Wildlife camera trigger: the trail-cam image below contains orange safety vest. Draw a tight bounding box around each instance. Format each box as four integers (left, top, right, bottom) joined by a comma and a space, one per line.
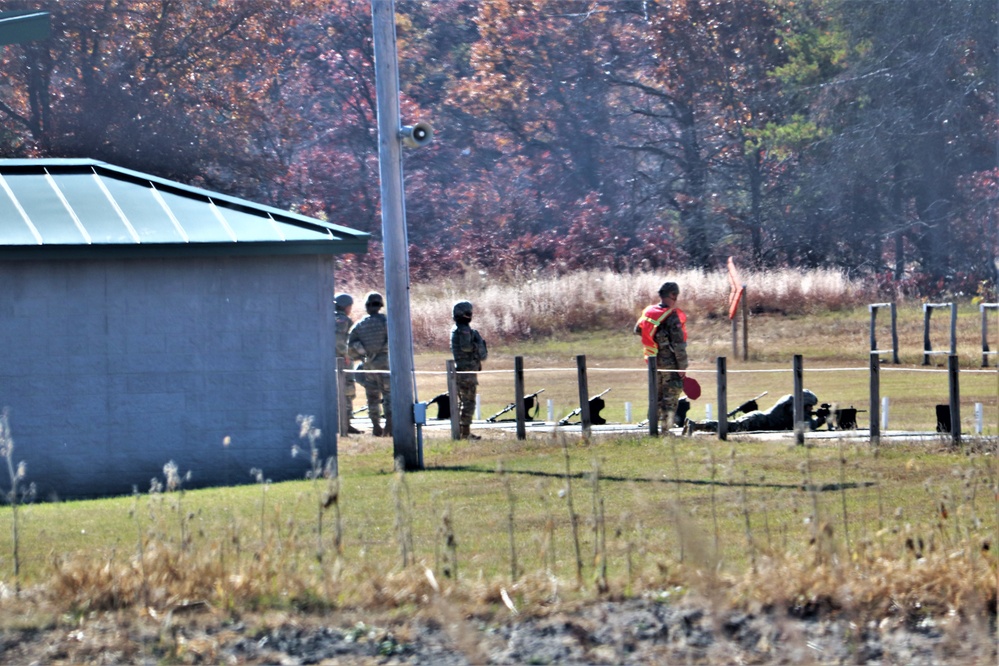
636, 305, 687, 359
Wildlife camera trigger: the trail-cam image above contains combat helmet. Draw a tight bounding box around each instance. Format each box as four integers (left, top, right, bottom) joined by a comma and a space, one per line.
364, 291, 384, 310
452, 300, 473, 319
334, 293, 353, 308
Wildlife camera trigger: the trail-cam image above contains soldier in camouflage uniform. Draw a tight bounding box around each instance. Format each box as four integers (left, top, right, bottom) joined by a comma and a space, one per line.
635, 281, 688, 433
450, 300, 488, 440
348, 292, 391, 437
334, 293, 361, 434
685, 390, 829, 433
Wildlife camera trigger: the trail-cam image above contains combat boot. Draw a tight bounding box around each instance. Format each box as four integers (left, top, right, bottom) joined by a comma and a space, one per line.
382, 415, 392, 437
346, 400, 361, 434
370, 417, 382, 437
459, 425, 481, 440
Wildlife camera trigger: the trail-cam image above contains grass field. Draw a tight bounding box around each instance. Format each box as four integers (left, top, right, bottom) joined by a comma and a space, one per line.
0, 298, 996, 633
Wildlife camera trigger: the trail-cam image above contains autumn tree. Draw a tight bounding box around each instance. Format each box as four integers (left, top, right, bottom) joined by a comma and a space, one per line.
608, 0, 788, 269
770, 0, 998, 288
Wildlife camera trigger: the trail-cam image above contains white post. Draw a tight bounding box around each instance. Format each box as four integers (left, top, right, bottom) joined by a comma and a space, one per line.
705, 403, 712, 420
975, 402, 983, 434
624, 401, 632, 423
881, 396, 890, 430
547, 399, 554, 423
475, 393, 481, 421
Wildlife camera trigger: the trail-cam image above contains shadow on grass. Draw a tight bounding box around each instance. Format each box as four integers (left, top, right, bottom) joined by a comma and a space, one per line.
428, 464, 877, 493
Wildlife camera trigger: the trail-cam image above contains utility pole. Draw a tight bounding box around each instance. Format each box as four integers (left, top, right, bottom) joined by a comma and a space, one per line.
370, 0, 425, 470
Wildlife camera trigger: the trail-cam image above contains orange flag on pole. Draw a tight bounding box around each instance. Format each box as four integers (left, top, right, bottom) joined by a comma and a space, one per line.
727, 257, 745, 320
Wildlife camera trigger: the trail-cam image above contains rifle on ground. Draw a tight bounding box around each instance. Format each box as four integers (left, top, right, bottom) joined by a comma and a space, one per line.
727, 391, 768, 418
486, 388, 545, 423
352, 405, 368, 416
558, 388, 611, 426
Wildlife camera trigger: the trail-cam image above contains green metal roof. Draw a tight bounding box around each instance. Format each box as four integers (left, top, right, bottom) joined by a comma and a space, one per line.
0, 11, 49, 46
0, 158, 369, 259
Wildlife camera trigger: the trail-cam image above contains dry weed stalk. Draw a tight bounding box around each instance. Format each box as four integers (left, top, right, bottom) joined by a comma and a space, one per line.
439, 504, 458, 580
560, 436, 584, 584
498, 461, 518, 581
392, 458, 415, 569
740, 470, 756, 573
703, 441, 721, 558
590, 458, 608, 592
838, 439, 851, 552
293, 414, 341, 562
0, 408, 33, 597
668, 430, 685, 562
537, 479, 557, 575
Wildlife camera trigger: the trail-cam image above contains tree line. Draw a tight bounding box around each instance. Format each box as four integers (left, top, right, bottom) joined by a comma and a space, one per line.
0, 0, 995, 296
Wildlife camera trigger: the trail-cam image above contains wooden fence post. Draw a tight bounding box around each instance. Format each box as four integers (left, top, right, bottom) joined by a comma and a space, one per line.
717, 356, 727, 441
869, 352, 880, 445
948, 353, 961, 447
576, 355, 592, 438
793, 354, 804, 445
514, 356, 526, 440
446, 360, 460, 440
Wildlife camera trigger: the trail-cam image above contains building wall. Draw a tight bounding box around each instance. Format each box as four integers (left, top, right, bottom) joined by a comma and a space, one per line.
0, 254, 338, 499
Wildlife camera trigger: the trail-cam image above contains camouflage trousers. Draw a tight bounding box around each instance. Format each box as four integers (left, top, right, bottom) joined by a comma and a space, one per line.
456, 375, 477, 427
656, 370, 684, 431
364, 372, 391, 420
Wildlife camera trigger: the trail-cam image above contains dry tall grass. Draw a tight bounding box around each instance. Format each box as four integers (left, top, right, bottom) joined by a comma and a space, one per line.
341, 267, 878, 349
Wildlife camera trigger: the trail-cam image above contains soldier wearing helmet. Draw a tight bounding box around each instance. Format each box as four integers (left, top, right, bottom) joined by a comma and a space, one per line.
334, 293, 361, 434
684, 390, 828, 434
348, 291, 391, 436
450, 300, 488, 440
634, 281, 688, 434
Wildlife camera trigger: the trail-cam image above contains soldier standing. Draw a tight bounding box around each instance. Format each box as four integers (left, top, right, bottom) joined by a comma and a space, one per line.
348, 292, 391, 437
334, 293, 361, 434
450, 300, 488, 440
635, 281, 688, 433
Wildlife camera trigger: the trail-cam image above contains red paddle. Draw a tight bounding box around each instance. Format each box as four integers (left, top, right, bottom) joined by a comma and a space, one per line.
682, 375, 701, 400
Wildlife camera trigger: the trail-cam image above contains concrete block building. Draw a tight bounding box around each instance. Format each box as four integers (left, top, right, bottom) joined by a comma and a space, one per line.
0, 158, 368, 498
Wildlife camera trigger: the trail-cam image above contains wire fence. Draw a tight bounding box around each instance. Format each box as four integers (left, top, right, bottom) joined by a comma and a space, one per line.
339, 355, 999, 442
